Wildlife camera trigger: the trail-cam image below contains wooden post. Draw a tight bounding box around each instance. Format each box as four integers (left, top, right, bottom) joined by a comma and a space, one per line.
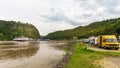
80, 42, 82, 46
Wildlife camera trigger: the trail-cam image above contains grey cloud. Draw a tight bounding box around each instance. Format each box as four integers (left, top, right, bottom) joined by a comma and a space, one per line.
40, 14, 64, 22
74, 0, 87, 2
74, 0, 97, 9
77, 13, 93, 19
74, 0, 120, 20
96, 0, 120, 14
40, 11, 81, 26
96, 0, 119, 7
107, 9, 120, 14
76, 0, 120, 13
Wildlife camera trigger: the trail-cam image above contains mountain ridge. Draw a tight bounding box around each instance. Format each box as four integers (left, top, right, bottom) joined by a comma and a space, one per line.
0, 20, 40, 40
45, 18, 120, 40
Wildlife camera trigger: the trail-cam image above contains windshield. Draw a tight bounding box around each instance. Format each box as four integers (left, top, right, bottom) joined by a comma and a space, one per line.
104, 38, 117, 42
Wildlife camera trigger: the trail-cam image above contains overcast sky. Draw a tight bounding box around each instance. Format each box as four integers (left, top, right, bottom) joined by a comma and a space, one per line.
0, 0, 120, 35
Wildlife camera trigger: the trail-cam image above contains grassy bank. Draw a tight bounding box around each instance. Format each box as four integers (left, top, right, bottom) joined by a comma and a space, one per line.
64, 43, 120, 68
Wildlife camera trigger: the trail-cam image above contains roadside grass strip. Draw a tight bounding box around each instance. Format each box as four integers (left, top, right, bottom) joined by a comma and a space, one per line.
64, 43, 120, 68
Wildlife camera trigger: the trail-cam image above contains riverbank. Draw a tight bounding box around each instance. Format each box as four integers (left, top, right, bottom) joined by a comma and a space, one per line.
59, 43, 120, 68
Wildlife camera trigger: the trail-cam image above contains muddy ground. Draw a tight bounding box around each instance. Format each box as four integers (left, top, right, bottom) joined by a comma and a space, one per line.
87, 44, 120, 68
95, 57, 120, 68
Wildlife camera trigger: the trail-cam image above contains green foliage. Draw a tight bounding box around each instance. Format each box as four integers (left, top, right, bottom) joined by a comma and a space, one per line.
0, 33, 5, 40
64, 44, 100, 68
0, 20, 40, 40
46, 18, 120, 40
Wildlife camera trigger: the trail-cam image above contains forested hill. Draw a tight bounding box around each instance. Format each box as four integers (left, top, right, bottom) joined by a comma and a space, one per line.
0, 20, 40, 40
45, 18, 120, 40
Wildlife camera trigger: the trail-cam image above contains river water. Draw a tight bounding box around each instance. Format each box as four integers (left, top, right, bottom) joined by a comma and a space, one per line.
0, 41, 66, 68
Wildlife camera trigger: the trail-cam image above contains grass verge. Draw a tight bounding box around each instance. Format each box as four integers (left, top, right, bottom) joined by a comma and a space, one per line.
64, 43, 120, 68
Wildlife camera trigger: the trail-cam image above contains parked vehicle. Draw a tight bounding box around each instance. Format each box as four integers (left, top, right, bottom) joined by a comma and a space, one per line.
84, 39, 90, 43
97, 35, 119, 50
93, 37, 97, 45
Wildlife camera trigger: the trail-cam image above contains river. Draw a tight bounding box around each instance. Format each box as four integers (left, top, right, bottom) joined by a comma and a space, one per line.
0, 41, 67, 68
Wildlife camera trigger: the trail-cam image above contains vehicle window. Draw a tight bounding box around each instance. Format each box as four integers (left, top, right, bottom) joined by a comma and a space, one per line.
105, 39, 117, 42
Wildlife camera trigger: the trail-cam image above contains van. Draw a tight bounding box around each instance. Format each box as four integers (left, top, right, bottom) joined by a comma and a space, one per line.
97, 35, 119, 50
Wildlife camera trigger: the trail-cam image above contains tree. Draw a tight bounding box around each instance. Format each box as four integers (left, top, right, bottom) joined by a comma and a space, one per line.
45, 17, 120, 40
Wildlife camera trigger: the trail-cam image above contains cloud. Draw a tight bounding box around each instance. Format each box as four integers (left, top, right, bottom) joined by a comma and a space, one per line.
74, 0, 120, 21
40, 13, 64, 22
0, 0, 120, 35
95, 0, 120, 14
39, 10, 81, 26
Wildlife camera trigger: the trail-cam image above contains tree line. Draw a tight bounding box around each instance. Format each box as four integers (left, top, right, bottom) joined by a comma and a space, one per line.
0, 20, 40, 40
45, 18, 120, 40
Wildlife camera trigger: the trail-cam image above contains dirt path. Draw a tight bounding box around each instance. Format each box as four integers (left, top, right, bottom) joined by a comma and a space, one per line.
95, 57, 120, 68
86, 45, 120, 52
86, 44, 120, 68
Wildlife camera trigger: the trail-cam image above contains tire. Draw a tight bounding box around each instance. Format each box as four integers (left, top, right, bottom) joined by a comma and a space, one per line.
103, 46, 106, 49
115, 48, 119, 50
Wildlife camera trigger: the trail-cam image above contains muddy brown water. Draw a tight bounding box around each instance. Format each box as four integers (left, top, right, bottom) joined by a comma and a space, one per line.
0, 41, 66, 68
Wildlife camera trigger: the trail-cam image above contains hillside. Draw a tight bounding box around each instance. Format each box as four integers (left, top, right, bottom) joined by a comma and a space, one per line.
0, 20, 40, 40
45, 18, 120, 40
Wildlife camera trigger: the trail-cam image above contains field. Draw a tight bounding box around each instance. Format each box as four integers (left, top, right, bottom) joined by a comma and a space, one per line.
64, 43, 120, 68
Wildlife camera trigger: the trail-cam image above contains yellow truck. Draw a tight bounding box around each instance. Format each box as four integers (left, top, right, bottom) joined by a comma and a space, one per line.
97, 35, 119, 50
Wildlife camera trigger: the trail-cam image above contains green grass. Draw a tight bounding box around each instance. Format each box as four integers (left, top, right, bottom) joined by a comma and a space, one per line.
64, 43, 120, 68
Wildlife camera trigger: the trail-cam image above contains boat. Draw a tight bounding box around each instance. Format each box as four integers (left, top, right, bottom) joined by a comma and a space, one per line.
13, 37, 29, 41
